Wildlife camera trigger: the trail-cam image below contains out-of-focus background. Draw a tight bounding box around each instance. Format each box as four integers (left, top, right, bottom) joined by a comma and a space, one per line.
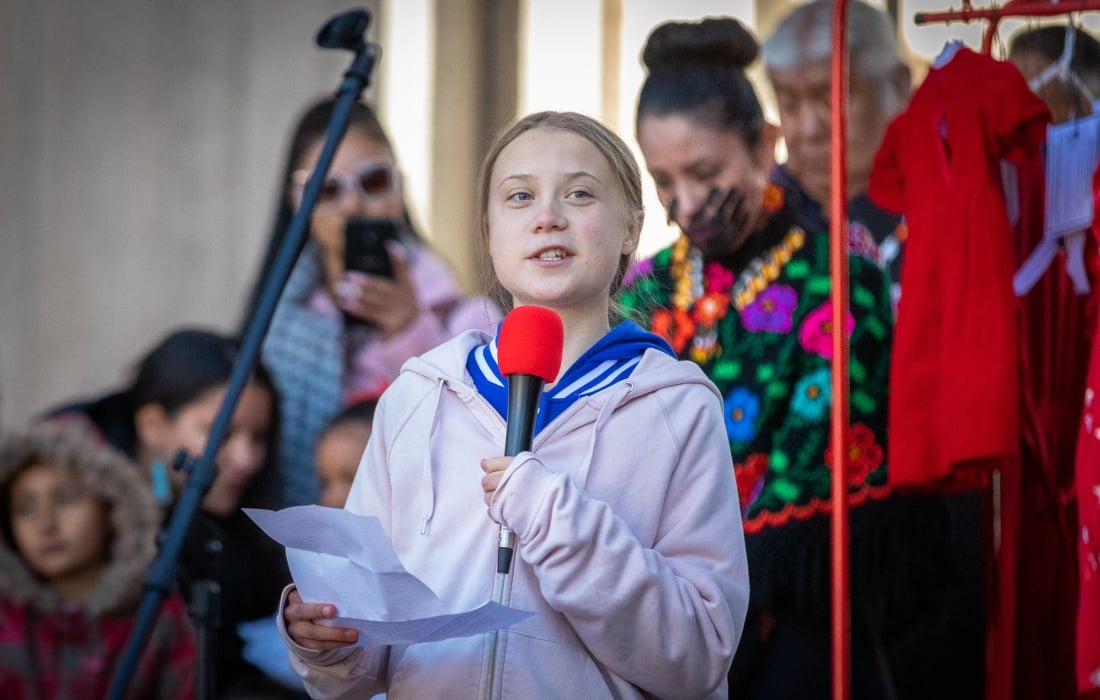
1, 0, 1096, 429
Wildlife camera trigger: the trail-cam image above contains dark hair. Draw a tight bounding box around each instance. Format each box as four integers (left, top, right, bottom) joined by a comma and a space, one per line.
240, 97, 421, 327
636, 17, 765, 147
1009, 25, 1100, 98
122, 329, 270, 416
123, 328, 282, 509
51, 328, 277, 457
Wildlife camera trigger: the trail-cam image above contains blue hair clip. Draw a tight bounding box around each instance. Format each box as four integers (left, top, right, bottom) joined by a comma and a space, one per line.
150, 459, 172, 506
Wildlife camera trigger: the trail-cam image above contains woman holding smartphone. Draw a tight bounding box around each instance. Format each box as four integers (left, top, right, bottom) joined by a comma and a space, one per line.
247, 97, 502, 507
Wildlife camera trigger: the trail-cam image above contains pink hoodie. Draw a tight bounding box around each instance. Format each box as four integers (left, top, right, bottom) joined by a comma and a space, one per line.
279, 329, 749, 699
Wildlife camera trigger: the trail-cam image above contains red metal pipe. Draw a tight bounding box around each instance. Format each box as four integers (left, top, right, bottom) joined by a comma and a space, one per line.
829, 1, 851, 699
914, 0, 1100, 54
914, 0, 1100, 24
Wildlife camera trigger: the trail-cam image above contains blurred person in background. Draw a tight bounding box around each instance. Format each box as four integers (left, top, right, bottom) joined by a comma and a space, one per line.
244, 97, 501, 509
623, 15, 965, 699
48, 328, 301, 699
0, 421, 194, 699
763, 0, 912, 302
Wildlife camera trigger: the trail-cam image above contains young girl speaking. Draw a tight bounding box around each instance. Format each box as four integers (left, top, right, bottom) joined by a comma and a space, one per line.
280, 111, 749, 699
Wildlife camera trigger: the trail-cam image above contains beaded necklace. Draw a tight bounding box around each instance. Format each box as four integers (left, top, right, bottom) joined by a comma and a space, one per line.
655, 183, 805, 363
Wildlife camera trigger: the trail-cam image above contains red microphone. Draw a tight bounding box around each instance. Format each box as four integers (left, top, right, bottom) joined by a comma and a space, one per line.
498, 306, 564, 456
494, 306, 564, 574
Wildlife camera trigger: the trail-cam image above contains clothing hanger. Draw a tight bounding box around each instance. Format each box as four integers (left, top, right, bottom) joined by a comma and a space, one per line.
933, 39, 967, 67
915, 0, 1100, 54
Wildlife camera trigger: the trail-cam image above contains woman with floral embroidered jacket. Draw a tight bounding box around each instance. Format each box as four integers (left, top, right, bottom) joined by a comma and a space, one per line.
621, 17, 958, 700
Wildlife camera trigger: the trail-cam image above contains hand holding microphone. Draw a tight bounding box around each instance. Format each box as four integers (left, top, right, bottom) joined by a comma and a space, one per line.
488, 305, 564, 576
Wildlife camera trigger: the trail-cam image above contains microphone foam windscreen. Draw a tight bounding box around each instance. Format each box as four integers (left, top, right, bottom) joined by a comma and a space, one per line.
498, 306, 564, 382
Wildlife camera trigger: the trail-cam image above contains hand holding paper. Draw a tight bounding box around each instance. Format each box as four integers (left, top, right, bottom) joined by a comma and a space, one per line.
244, 505, 532, 647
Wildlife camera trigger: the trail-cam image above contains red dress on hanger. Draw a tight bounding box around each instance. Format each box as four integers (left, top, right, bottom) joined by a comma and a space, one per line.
1008, 137, 1092, 700
869, 47, 1050, 490
870, 47, 1060, 700
1075, 164, 1100, 698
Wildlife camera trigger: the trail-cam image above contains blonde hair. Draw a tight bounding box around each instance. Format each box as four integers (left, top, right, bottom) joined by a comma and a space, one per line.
476, 111, 643, 312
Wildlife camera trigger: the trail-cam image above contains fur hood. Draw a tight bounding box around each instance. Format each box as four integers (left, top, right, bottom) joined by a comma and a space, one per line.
0, 420, 159, 616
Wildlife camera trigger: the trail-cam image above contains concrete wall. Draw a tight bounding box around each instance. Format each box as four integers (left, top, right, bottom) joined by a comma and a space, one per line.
0, 0, 378, 427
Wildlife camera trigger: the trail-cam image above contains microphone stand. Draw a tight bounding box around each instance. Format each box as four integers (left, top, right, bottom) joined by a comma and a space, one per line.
106, 10, 380, 700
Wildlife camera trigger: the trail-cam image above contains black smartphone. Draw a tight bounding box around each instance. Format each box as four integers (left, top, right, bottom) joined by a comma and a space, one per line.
344, 217, 398, 278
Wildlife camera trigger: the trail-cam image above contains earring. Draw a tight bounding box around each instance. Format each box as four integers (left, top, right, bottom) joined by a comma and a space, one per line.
150, 459, 172, 506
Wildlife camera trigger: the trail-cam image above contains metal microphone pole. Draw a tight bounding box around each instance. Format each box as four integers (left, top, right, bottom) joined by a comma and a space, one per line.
106, 9, 380, 699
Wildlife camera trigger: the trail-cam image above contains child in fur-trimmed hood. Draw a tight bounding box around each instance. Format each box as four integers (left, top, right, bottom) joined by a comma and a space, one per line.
0, 421, 194, 699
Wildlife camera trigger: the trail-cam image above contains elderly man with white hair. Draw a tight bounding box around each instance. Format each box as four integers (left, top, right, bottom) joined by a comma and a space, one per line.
763, 0, 910, 302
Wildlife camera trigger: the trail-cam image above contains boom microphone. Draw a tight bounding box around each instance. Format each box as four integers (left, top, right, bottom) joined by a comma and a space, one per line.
495, 305, 564, 574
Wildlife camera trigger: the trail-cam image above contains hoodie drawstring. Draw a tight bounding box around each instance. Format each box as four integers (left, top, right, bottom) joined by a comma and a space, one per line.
419, 377, 449, 535
575, 381, 634, 488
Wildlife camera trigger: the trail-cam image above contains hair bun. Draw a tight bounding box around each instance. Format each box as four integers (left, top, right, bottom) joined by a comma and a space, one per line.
642, 17, 759, 72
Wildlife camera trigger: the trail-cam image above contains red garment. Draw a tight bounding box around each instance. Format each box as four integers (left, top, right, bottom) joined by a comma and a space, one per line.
1076, 163, 1100, 697
869, 48, 1051, 491
0, 594, 194, 699
1001, 146, 1091, 700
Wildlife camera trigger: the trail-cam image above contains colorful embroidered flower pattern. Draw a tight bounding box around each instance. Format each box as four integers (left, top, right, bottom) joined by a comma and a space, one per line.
791, 368, 832, 421
704, 262, 734, 295
693, 292, 730, 326
619, 209, 893, 531
741, 284, 797, 333
895, 220, 909, 243
824, 423, 883, 486
723, 387, 760, 443
621, 258, 653, 288
799, 301, 855, 359
762, 182, 784, 214
651, 308, 695, 355
848, 222, 880, 263
735, 453, 769, 510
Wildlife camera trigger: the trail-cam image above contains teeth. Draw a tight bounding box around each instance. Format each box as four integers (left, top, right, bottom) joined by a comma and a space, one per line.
537, 248, 566, 261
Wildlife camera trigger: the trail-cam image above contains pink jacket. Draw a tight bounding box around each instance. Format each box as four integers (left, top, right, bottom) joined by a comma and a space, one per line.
280, 329, 749, 699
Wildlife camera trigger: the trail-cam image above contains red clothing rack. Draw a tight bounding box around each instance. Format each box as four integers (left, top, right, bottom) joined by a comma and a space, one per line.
914, 0, 1100, 54
828, 4, 851, 700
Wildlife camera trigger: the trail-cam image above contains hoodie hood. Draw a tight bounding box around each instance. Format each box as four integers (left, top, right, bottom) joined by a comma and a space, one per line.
396, 327, 718, 535
467, 320, 676, 432
406, 325, 718, 427
0, 421, 159, 616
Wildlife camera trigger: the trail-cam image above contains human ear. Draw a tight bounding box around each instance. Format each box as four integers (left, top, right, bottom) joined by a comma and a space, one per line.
891, 63, 913, 103
622, 209, 643, 256
134, 403, 170, 459
757, 122, 781, 172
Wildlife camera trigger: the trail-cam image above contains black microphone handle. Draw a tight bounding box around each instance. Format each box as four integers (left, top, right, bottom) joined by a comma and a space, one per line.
497, 372, 543, 576
504, 373, 544, 456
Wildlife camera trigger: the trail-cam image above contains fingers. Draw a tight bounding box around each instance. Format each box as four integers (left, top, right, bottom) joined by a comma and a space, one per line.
338, 270, 419, 333
684, 186, 749, 243
386, 242, 413, 290
284, 595, 359, 651
481, 457, 511, 509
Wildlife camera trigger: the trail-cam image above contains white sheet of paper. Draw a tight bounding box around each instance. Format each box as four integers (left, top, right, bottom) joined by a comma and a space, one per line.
329, 602, 532, 646
244, 505, 532, 647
